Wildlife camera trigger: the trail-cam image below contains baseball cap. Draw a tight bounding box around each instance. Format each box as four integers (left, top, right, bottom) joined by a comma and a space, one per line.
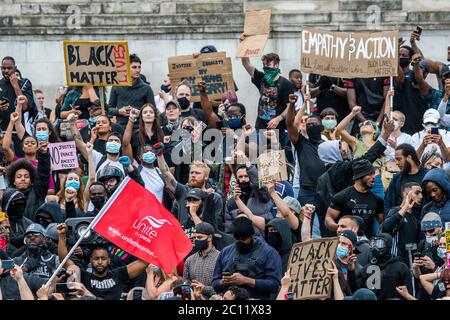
24, 223, 46, 237
200, 45, 217, 54
423, 108, 440, 124
344, 288, 377, 300
186, 188, 206, 200
166, 100, 180, 109
338, 230, 360, 253
193, 222, 215, 236
441, 64, 450, 78
283, 196, 301, 214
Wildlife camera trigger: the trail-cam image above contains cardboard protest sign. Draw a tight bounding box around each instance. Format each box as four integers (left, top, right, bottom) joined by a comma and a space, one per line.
236, 9, 272, 58
257, 150, 288, 188
445, 222, 450, 252
168, 52, 235, 102
301, 28, 399, 78
63, 41, 131, 86
287, 237, 339, 300
49, 141, 78, 171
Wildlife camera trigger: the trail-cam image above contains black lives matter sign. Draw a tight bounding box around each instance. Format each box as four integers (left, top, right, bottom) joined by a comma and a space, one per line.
64, 41, 131, 86
287, 237, 339, 300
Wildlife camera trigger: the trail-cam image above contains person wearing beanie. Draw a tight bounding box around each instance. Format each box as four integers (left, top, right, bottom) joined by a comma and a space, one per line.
212, 216, 282, 300
325, 159, 384, 238
421, 168, 450, 225
357, 233, 412, 300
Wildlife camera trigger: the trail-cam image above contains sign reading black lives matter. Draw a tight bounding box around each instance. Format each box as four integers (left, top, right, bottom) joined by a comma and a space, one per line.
301, 28, 399, 78
168, 52, 235, 102
287, 237, 339, 300
63, 41, 132, 86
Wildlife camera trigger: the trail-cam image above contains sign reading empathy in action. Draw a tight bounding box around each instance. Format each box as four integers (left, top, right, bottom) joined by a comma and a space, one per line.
301, 28, 399, 78
236, 9, 272, 58
63, 41, 132, 86
287, 237, 339, 300
257, 150, 288, 188
49, 141, 78, 171
168, 52, 235, 102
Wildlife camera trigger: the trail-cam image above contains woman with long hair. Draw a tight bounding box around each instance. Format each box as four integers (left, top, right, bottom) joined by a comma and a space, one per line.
56, 171, 85, 211
145, 264, 179, 300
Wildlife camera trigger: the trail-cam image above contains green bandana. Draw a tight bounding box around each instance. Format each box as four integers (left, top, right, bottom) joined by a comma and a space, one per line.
263, 67, 280, 87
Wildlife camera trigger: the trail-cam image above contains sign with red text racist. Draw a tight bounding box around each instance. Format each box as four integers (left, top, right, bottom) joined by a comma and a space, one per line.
92, 178, 192, 274
168, 52, 235, 102
287, 237, 339, 300
48, 141, 78, 171
236, 9, 271, 58
301, 28, 399, 78
63, 41, 132, 86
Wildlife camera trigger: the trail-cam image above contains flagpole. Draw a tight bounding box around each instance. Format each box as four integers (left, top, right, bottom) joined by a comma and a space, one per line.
306, 83, 310, 115
45, 177, 131, 287
390, 76, 394, 119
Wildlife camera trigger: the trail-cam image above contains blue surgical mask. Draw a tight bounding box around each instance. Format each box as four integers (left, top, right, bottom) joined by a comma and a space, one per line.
322, 119, 337, 130
437, 247, 447, 259
228, 117, 243, 129
142, 151, 156, 164
336, 245, 349, 259
65, 180, 80, 191
35, 130, 49, 141
89, 116, 99, 125
106, 141, 121, 154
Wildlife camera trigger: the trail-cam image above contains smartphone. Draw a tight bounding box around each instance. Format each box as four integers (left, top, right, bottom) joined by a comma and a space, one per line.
413, 252, 423, 260
55, 282, 77, 294
222, 271, 231, 277
181, 284, 191, 300
416, 26, 423, 35
431, 127, 439, 135
132, 288, 143, 300
0, 259, 14, 269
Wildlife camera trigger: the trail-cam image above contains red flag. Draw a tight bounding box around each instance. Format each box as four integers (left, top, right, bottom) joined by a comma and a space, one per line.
92, 178, 192, 274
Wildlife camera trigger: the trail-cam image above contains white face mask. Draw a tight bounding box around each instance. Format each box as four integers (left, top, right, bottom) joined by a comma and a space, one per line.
426, 235, 438, 245
394, 120, 400, 130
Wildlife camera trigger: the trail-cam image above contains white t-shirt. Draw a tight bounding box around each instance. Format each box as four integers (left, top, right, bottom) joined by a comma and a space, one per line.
384, 132, 414, 162
154, 94, 173, 115
140, 167, 164, 203
92, 150, 125, 181
411, 129, 450, 157
294, 90, 304, 111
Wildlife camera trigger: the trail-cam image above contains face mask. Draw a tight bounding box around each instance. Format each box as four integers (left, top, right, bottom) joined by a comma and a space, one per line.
437, 247, 447, 259
65, 180, 80, 191
89, 116, 99, 125
306, 124, 323, 142
161, 84, 171, 93
394, 120, 400, 130
322, 119, 337, 130
0, 236, 7, 251
426, 235, 438, 245
142, 151, 156, 164
35, 131, 49, 142
193, 239, 209, 253
228, 117, 243, 129
238, 182, 252, 194
266, 232, 282, 251
400, 57, 411, 68
236, 239, 253, 253
178, 97, 190, 110
106, 141, 121, 154
91, 196, 105, 210
263, 67, 281, 87
336, 245, 349, 259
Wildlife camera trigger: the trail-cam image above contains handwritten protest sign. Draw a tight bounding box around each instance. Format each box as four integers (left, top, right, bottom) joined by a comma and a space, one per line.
49, 141, 78, 171
168, 52, 235, 102
301, 28, 399, 78
287, 237, 339, 300
63, 41, 131, 86
236, 9, 272, 58
257, 150, 288, 188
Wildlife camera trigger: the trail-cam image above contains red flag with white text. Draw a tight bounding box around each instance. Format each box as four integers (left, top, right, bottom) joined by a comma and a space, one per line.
92, 178, 192, 273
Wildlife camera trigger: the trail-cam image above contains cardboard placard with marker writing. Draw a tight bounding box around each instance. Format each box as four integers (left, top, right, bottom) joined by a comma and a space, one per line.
257, 150, 288, 188
236, 9, 272, 58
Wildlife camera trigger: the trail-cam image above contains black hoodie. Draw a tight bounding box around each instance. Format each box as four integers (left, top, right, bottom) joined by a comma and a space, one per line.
34, 202, 65, 226
266, 218, 293, 273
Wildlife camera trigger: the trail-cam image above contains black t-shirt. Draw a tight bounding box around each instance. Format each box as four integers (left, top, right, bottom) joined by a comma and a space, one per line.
252, 69, 294, 130
81, 266, 129, 300
293, 134, 325, 189
330, 186, 384, 237
309, 74, 350, 122
344, 77, 389, 121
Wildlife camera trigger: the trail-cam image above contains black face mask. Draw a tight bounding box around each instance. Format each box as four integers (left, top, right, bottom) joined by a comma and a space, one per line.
161, 84, 171, 93
306, 124, 323, 142
266, 232, 282, 251
91, 196, 106, 210
192, 239, 209, 253
238, 182, 252, 194
400, 57, 411, 69
27, 244, 45, 259
178, 97, 190, 110
236, 239, 253, 253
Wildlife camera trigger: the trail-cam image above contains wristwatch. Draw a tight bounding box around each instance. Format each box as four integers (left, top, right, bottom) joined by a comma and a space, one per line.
329, 84, 336, 92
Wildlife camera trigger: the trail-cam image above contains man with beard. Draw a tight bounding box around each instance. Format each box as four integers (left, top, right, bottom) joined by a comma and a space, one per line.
325, 159, 384, 238
183, 222, 220, 299
56, 223, 149, 300
13, 223, 59, 279
384, 144, 427, 214
212, 216, 282, 300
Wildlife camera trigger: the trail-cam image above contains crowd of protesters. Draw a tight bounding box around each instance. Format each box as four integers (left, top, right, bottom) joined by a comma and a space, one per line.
0, 30, 450, 301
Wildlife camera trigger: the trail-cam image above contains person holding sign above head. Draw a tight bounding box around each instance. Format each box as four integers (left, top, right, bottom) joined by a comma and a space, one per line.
60, 85, 103, 121
108, 54, 156, 129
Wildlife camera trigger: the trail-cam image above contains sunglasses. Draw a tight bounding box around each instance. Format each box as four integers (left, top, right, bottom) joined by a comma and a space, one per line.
359, 120, 374, 128
424, 228, 436, 234
25, 233, 42, 238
